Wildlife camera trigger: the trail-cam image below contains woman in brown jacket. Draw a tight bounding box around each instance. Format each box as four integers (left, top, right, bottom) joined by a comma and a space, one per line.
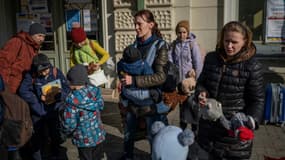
119, 9, 169, 160
0, 23, 46, 93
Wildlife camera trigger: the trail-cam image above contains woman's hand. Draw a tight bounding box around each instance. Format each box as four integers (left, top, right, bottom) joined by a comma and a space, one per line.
198, 91, 207, 107
87, 62, 100, 74
121, 74, 132, 86
93, 63, 100, 71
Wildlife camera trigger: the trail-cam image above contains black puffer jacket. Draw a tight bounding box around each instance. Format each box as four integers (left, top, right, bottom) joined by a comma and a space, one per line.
196, 44, 264, 159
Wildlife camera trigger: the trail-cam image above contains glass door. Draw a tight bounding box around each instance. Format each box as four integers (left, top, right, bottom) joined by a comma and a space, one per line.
16, 0, 101, 73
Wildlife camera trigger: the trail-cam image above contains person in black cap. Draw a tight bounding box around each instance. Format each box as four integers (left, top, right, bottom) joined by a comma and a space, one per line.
117, 45, 169, 116
62, 64, 106, 160
18, 53, 70, 160
0, 22, 46, 93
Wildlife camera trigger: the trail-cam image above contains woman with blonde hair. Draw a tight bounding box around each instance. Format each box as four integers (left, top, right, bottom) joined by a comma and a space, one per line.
194, 21, 264, 159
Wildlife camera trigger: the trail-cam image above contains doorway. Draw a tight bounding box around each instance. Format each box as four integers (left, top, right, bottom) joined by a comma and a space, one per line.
15, 0, 102, 73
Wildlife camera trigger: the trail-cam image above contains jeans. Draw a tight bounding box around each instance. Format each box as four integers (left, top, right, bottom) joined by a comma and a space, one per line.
122, 111, 168, 159
122, 88, 153, 107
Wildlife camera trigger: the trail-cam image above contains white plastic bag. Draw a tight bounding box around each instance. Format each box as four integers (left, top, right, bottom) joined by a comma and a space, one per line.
88, 69, 108, 86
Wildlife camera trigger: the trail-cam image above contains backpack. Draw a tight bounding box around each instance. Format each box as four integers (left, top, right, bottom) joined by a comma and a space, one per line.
0, 90, 33, 147
144, 39, 179, 93
172, 40, 206, 63
189, 41, 206, 62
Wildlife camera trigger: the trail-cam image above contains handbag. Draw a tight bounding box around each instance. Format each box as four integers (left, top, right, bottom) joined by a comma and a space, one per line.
88, 68, 108, 86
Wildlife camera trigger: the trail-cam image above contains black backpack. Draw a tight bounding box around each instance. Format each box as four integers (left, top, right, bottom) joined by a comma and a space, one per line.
161, 60, 179, 92
146, 39, 179, 92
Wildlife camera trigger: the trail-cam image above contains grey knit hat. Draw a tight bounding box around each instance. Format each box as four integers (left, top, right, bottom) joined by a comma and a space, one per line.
32, 53, 51, 72
67, 64, 90, 86
29, 23, 46, 35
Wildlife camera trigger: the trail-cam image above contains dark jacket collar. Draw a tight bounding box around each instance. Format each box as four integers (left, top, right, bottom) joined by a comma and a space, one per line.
218, 43, 256, 64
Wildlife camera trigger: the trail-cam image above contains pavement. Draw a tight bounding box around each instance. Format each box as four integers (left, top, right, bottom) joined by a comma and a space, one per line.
61, 89, 285, 160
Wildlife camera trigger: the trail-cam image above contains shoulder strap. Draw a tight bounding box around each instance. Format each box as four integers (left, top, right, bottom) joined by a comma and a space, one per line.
70, 45, 75, 67
89, 40, 97, 56
189, 41, 195, 64
53, 67, 57, 79
171, 40, 176, 60
145, 39, 165, 66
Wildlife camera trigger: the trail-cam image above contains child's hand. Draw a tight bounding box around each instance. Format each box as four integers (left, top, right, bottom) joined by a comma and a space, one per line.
198, 92, 207, 107
41, 94, 46, 102
121, 74, 132, 86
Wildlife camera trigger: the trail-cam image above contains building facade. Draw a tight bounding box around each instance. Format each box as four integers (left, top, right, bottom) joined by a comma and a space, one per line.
0, 0, 284, 88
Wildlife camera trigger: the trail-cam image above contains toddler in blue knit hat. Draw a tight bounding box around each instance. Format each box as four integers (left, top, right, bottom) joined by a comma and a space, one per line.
151, 121, 195, 160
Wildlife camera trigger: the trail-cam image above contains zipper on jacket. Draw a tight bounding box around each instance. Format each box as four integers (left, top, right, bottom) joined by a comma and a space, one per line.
217, 64, 226, 97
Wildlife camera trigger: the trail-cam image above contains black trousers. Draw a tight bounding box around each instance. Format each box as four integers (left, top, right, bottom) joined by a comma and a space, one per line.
77, 142, 104, 160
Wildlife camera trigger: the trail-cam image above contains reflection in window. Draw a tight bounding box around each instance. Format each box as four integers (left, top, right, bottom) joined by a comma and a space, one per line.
239, 0, 265, 41
64, 0, 101, 51
41, 33, 54, 50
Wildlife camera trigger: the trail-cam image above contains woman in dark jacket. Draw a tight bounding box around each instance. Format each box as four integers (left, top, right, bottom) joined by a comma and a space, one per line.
195, 21, 264, 159
19, 53, 70, 160
119, 9, 169, 160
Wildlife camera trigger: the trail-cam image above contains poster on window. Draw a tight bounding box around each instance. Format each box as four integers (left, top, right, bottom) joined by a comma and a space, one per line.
83, 9, 91, 31
65, 9, 81, 32
265, 0, 285, 43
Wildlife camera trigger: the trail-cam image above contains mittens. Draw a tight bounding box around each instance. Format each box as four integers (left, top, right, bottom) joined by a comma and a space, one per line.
236, 126, 254, 141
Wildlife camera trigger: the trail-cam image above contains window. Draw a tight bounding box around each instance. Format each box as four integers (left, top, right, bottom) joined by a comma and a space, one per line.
64, 0, 101, 50
239, 0, 265, 42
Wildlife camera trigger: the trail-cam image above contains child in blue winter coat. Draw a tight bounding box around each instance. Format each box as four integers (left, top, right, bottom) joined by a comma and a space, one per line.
62, 64, 105, 160
117, 45, 170, 116
18, 53, 70, 160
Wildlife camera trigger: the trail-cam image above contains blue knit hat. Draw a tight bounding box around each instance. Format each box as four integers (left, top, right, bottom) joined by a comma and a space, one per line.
151, 121, 195, 160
